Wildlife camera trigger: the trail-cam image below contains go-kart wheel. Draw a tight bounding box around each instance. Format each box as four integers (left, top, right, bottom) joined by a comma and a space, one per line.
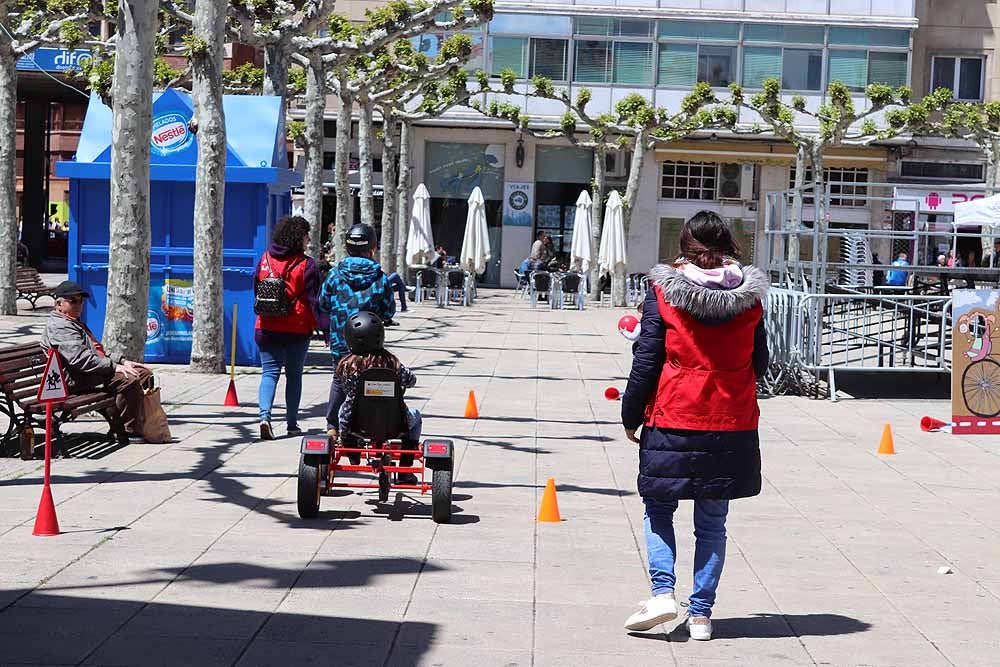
378, 469, 390, 502
297, 454, 326, 519
431, 467, 453, 524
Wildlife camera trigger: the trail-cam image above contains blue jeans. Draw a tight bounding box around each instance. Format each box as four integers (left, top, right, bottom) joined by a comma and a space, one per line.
326, 372, 344, 431
258, 338, 310, 427
644, 498, 730, 618
387, 272, 407, 310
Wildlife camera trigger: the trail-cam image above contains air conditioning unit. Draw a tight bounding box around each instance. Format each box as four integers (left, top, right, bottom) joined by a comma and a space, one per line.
718, 163, 754, 201
606, 151, 629, 179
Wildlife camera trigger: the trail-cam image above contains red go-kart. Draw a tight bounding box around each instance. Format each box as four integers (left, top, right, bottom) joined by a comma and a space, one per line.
296, 367, 455, 523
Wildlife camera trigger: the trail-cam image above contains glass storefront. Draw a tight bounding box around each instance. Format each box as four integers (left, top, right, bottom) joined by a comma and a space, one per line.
535, 146, 593, 263
424, 142, 506, 285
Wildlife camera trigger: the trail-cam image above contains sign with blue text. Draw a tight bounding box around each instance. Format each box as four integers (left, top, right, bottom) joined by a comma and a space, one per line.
502, 182, 534, 227
17, 48, 91, 73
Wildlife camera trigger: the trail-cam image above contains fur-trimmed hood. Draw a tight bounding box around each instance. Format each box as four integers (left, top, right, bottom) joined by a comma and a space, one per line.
648, 263, 769, 322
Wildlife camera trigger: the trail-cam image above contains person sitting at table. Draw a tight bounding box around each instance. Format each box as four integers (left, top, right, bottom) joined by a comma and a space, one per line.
41, 281, 152, 439
885, 251, 910, 288
431, 245, 448, 270
529, 231, 552, 271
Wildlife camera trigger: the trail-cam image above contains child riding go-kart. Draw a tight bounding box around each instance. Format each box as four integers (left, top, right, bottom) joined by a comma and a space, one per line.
296, 312, 455, 522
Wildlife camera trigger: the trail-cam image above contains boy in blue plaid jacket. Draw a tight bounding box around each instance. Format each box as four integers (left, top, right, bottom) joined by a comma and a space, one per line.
320, 224, 395, 436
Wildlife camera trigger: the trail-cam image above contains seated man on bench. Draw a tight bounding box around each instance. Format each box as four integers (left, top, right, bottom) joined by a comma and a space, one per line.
41, 281, 152, 439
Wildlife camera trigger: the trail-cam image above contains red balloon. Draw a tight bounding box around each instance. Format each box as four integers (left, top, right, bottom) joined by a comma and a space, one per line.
618, 315, 640, 341
604, 387, 621, 400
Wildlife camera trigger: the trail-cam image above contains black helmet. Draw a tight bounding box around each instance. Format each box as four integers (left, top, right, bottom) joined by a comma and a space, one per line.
345, 311, 385, 355
346, 223, 376, 256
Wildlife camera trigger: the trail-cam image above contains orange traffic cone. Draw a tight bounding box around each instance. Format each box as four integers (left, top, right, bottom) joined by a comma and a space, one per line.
464, 390, 479, 419
32, 485, 60, 537
537, 478, 562, 522
878, 424, 895, 455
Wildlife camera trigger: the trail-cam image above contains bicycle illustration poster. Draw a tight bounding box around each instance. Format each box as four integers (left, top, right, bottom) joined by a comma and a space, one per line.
951, 289, 1000, 434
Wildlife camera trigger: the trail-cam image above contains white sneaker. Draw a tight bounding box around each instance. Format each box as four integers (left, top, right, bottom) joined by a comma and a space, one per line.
686, 614, 712, 641
624, 593, 677, 631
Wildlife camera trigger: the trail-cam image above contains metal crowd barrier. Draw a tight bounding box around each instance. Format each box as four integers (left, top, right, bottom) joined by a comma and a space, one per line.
762, 289, 953, 399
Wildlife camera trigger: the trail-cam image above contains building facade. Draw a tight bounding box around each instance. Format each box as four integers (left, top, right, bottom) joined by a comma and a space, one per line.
300, 1, 936, 286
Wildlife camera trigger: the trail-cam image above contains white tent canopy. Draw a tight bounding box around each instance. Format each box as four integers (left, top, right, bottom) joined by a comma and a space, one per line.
405, 183, 435, 268
954, 193, 1000, 229
460, 186, 492, 275
569, 190, 593, 274
598, 190, 627, 277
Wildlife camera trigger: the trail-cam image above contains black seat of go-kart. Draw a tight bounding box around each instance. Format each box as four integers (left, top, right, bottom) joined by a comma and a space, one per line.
348, 367, 407, 444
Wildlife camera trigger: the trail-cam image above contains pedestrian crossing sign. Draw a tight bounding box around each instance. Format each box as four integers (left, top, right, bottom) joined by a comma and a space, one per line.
36, 349, 69, 403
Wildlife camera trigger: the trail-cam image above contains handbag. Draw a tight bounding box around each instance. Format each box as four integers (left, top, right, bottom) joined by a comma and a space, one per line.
141, 379, 172, 443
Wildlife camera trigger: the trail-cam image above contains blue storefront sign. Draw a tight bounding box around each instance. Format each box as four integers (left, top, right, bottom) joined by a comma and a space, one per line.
16, 47, 91, 73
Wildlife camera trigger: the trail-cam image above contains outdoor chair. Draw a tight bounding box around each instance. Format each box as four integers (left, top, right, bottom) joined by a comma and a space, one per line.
627, 273, 649, 306
415, 269, 439, 304
444, 269, 472, 306
558, 272, 586, 310
529, 271, 554, 308
514, 269, 529, 300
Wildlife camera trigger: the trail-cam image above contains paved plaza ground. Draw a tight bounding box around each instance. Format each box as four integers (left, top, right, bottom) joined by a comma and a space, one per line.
1, 289, 999, 666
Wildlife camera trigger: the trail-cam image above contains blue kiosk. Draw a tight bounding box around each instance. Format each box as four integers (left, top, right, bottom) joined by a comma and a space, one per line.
56, 88, 301, 366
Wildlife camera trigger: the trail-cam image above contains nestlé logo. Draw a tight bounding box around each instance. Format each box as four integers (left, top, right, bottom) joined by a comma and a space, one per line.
151, 112, 193, 155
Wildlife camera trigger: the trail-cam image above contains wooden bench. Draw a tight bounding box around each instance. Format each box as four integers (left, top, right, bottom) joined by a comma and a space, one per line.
15, 267, 56, 309
0, 343, 127, 459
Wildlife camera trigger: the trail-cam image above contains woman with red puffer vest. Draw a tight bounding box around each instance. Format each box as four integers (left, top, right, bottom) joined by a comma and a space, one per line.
254, 215, 321, 441
621, 211, 769, 641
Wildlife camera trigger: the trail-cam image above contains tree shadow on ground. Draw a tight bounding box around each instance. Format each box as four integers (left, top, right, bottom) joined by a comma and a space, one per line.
423, 413, 618, 426
31, 557, 443, 595
453, 480, 633, 497
630, 613, 872, 643
0, 588, 436, 665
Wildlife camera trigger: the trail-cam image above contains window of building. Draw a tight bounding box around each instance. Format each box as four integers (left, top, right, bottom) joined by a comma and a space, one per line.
899, 161, 984, 181
575, 40, 610, 83
574, 40, 653, 84
414, 31, 484, 71
828, 50, 907, 91
491, 36, 527, 76
576, 17, 653, 38
743, 23, 824, 45
828, 27, 909, 49
742, 46, 822, 90
931, 56, 985, 101
530, 39, 568, 80
658, 21, 739, 41
657, 21, 738, 88
661, 162, 717, 201
789, 166, 869, 207
492, 37, 570, 80
323, 152, 335, 170
698, 45, 736, 87
490, 13, 571, 37
572, 18, 654, 84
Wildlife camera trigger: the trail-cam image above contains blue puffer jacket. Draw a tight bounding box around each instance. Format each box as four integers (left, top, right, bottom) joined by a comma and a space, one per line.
622, 263, 769, 501
319, 256, 395, 360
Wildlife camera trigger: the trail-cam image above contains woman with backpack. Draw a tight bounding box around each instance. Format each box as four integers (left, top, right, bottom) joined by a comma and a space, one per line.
621, 211, 769, 640
254, 215, 321, 440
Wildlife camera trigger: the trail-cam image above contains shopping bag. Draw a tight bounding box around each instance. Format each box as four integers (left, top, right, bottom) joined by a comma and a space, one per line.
141, 384, 172, 443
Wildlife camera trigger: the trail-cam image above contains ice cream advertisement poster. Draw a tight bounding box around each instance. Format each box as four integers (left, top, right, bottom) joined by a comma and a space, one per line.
145, 279, 194, 361
950, 289, 1000, 434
